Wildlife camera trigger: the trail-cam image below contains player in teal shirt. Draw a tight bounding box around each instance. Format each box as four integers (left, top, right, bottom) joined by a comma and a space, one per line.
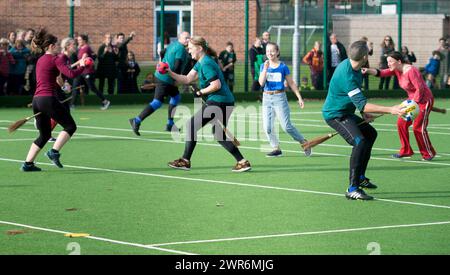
129, 32, 190, 135
166, 36, 251, 172
322, 40, 404, 200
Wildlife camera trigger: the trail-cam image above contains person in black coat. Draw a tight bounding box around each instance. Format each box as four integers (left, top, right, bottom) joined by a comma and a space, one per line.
97, 33, 118, 95
326, 33, 347, 84
119, 51, 140, 93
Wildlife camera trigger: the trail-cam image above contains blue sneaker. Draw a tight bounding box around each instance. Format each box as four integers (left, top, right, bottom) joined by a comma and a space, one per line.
266, 149, 282, 157
46, 149, 63, 168
21, 162, 42, 172
392, 153, 413, 159
422, 156, 434, 161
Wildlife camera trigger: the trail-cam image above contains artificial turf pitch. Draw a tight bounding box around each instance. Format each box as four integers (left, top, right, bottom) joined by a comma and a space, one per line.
0, 98, 449, 255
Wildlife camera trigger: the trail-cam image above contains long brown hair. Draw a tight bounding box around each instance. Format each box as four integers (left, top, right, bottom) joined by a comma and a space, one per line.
189, 36, 217, 59
31, 28, 57, 54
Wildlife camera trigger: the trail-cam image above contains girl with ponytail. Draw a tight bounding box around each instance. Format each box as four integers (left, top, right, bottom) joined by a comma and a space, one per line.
21, 28, 88, 172
166, 36, 252, 172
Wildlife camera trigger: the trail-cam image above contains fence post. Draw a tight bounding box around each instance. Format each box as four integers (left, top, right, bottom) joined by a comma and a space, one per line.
160, 0, 165, 55
323, 0, 328, 90
69, 1, 74, 38
245, 0, 249, 92
398, 0, 402, 50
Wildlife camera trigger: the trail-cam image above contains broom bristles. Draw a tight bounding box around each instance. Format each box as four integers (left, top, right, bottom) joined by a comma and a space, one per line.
8, 119, 28, 133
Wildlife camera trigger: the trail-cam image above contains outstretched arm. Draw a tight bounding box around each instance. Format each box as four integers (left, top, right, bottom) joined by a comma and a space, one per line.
168, 68, 198, 85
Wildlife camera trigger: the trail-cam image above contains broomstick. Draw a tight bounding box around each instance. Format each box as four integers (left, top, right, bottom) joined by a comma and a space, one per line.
8, 96, 73, 133
190, 85, 241, 147
301, 114, 383, 150
432, 106, 446, 114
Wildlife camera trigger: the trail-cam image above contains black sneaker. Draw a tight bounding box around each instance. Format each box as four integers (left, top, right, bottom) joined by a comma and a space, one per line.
46, 149, 63, 168
129, 118, 141, 136
166, 124, 181, 132
266, 149, 282, 157
360, 178, 378, 189
21, 162, 42, 172
345, 188, 374, 201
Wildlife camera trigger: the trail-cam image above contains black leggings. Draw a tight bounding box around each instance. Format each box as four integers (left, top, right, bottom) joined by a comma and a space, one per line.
71, 74, 106, 105
183, 101, 243, 162
326, 115, 377, 187
32, 96, 77, 148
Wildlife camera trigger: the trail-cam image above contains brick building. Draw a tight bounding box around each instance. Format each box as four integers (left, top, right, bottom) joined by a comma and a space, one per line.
0, 0, 260, 62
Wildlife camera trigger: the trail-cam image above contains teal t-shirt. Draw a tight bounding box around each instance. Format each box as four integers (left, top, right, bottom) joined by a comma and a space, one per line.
322, 59, 367, 120
193, 55, 234, 104
155, 41, 187, 85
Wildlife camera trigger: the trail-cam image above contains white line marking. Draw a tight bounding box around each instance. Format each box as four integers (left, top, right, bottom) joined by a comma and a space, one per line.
1, 157, 449, 210
146, 221, 450, 247
0, 220, 195, 255
3, 124, 450, 158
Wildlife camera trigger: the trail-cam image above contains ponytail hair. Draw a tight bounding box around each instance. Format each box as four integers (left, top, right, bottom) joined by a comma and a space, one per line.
189, 36, 217, 59
79, 34, 89, 43
60, 37, 75, 51
31, 28, 57, 54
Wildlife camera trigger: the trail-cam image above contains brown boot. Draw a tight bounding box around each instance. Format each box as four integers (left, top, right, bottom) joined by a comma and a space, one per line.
232, 160, 251, 172
168, 158, 191, 171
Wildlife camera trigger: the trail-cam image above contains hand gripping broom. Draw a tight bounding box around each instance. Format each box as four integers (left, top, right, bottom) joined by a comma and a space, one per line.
301, 114, 384, 151
7, 96, 73, 133
190, 85, 241, 147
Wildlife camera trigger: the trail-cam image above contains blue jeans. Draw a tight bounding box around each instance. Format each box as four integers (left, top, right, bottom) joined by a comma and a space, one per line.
262, 92, 305, 148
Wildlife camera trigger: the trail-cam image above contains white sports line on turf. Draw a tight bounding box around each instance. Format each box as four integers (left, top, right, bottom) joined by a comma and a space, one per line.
2, 124, 450, 158
145, 220, 450, 248
1, 156, 450, 210
0, 220, 196, 255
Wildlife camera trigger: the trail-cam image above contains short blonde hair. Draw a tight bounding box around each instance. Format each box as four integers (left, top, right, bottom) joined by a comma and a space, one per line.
60, 37, 75, 50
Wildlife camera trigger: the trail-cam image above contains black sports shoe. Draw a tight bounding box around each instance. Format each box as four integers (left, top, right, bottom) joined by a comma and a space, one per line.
266, 149, 282, 157
345, 188, 374, 201
21, 162, 42, 172
166, 124, 180, 132
129, 118, 141, 136
360, 178, 378, 189
46, 149, 63, 168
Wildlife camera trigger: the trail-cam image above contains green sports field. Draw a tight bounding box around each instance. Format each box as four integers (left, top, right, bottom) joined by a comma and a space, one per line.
0, 98, 449, 255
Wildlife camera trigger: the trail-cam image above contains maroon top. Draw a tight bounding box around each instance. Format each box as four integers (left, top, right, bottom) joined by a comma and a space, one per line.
34, 53, 84, 97
78, 45, 95, 74
0, 51, 15, 77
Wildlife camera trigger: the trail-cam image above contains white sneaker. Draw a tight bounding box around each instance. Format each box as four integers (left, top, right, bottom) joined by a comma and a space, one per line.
100, 100, 110, 110
301, 140, 312, 157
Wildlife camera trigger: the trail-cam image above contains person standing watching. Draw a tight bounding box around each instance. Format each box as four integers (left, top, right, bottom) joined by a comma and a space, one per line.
219, 41, 237, 92
326, 33, 347, 84
97, 33, 118, 95
0, 38, 15, 95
